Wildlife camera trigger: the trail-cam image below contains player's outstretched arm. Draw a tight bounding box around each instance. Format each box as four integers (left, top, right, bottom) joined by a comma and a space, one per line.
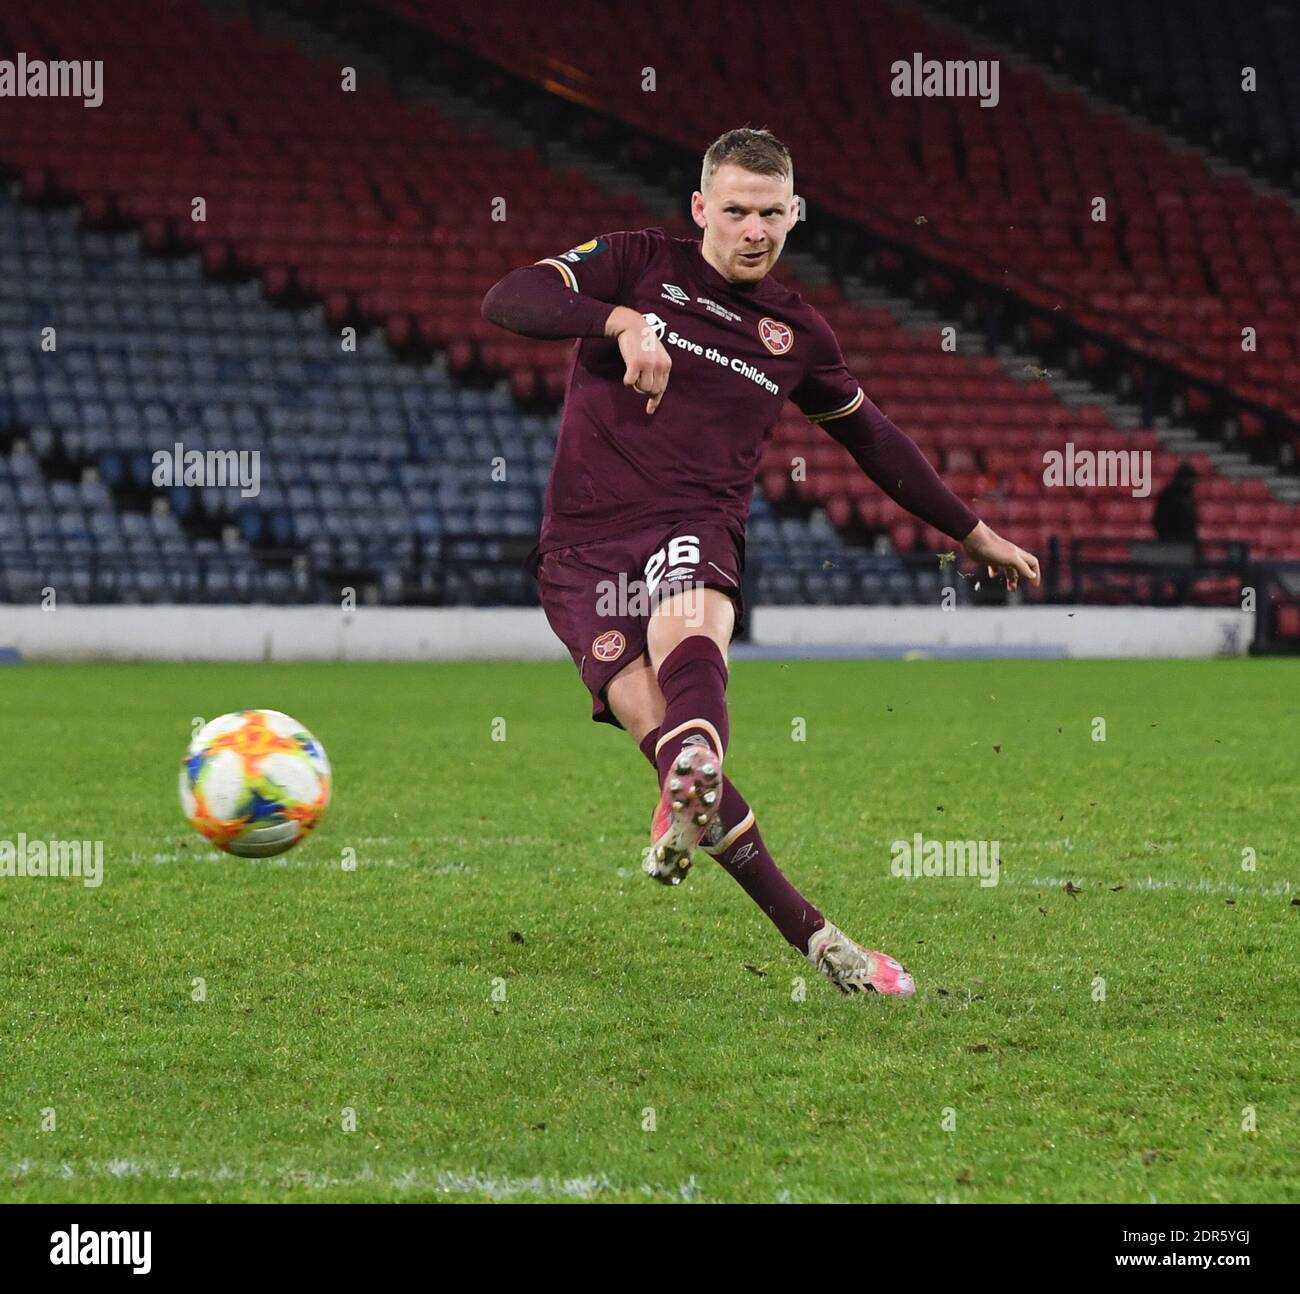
817, 395, 1040, 588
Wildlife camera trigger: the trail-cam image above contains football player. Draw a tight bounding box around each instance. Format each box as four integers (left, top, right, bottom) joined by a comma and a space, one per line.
482, 128, 1039, 996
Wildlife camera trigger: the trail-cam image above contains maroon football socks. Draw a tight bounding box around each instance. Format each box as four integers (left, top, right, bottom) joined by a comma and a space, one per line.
652, 635, 731, 786
637, 722, 825, 951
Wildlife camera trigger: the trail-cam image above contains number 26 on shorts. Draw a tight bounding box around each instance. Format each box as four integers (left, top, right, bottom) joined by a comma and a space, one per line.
643, 535, 700, 596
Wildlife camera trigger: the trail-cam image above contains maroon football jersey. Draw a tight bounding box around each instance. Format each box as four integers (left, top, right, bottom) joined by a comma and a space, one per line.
532, 228, 862, 557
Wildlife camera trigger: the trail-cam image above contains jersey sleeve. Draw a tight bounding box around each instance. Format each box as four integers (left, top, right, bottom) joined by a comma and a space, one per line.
789, 308, 865, 425
534, 229, 662, 305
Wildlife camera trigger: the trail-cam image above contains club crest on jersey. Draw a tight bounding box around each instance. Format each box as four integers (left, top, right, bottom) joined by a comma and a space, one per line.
591, 629, 626, 662
557, 238, 609, 264
758, 317, 793, 355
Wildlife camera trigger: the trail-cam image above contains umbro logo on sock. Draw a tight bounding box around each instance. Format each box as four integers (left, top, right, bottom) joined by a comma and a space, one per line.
729, 842, 758, 866
680, 733, 711, 749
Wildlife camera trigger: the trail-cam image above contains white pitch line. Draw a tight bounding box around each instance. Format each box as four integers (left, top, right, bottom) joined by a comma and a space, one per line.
1003, 873, 1296, 898
5, 1159, 699, 1201
139, 853, 472, 874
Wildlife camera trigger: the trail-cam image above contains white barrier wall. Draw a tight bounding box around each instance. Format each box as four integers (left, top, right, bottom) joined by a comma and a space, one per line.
0, 604, 1254, 661
749, 605, 1253, 658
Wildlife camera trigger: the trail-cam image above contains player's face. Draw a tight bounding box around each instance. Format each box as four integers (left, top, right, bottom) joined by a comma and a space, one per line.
692, 163, 798, 284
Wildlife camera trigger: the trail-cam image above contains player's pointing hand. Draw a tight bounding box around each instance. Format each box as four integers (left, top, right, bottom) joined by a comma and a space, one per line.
607, 305, 672, 414
961, 520, 1041, 592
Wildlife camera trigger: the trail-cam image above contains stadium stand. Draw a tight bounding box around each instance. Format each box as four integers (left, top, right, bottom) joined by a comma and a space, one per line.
2, 0, 1298, 619
5, 183, 945, 608
375, 0, 1300, 449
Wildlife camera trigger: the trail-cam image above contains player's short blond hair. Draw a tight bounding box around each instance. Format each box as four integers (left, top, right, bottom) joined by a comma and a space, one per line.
700, 128, 792, 192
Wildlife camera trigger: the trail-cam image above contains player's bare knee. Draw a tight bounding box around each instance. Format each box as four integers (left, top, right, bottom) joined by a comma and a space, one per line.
648, 586, 734, 673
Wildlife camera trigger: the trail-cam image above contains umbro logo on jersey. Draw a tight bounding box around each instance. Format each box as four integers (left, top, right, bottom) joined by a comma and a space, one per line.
758, 317, 793, 355
661, 282, 690, 305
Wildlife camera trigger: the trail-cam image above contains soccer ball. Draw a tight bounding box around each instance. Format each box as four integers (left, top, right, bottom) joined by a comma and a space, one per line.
179, 709, 331, 857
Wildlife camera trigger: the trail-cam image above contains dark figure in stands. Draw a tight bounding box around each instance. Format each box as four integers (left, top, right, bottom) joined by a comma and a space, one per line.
1154, 464, 1199, 544
1153, 464, 1198, 604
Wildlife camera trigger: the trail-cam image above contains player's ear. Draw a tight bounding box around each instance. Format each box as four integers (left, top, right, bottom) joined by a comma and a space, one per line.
788, 195, 801, 230
690, 190, 707, 231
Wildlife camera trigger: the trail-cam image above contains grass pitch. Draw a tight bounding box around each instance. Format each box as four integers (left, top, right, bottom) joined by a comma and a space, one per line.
0, 658, 1295, 1203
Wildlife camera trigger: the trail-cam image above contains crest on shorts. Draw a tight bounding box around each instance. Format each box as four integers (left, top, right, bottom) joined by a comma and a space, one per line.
758, 317, 793, 355
591, 629, 626, 662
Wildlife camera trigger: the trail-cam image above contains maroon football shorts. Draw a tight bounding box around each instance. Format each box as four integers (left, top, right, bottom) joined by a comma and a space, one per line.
529, 518, 746, 728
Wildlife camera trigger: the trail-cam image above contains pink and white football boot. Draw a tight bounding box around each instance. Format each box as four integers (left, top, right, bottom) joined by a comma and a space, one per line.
806, 922, 916, 997
640, 743, 722, 886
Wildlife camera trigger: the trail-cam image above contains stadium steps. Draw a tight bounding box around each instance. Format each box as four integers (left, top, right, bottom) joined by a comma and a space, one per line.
835, 285, 1144, 439
846, 248, 1299, 499
840, 282, 989, 360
